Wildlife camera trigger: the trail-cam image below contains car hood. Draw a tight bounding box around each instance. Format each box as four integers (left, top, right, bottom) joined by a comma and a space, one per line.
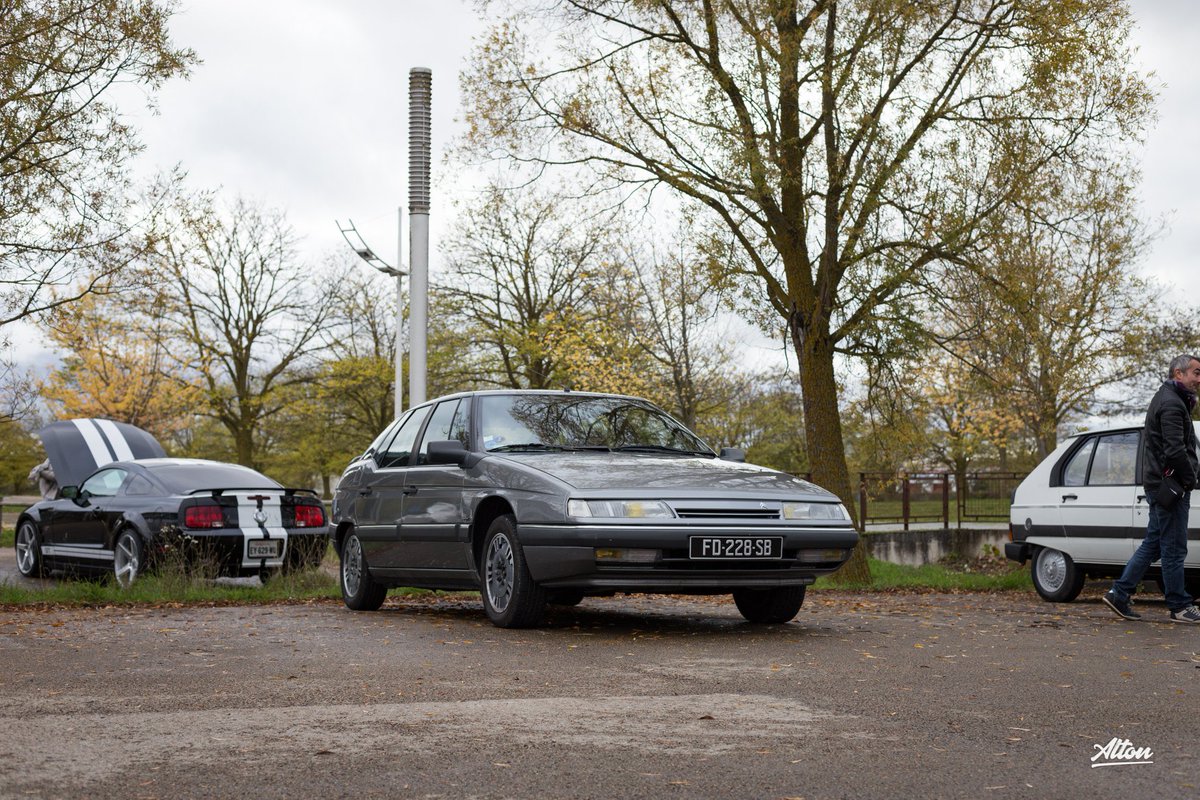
490, 451, 831, 497
38, 419, 166, 488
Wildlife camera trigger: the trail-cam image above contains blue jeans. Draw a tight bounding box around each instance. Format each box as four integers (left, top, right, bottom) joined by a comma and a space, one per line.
1112, 495, 1192, 612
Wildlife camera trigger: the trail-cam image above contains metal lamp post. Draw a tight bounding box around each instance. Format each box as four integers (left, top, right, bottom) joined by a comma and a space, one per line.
337, 219, 406, 419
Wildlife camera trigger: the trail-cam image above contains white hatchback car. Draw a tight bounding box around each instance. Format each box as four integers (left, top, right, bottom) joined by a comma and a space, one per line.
1006, 423, 1200, 602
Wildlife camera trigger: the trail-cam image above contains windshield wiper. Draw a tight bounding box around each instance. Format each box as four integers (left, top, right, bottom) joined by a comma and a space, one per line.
612, 444, 714, 457
488, 443, 565, 452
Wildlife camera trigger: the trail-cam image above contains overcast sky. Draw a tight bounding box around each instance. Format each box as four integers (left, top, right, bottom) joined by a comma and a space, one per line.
14, 0, 1199, 369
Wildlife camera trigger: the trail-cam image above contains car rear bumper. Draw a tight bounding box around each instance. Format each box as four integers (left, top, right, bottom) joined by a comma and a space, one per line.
157, 529, 328, 576
518, 522, 858, 590
1004, 541, 1032, 564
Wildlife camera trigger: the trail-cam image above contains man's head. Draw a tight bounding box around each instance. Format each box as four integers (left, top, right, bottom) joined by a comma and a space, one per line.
1168, 354, 1200, 392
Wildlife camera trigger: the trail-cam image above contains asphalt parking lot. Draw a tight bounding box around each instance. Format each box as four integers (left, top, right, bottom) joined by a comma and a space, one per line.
1, 573, 1198, 799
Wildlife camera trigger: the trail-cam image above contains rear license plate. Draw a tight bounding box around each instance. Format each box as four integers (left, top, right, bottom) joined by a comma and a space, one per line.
247, 539, 281, 559
689, 536, 782, 560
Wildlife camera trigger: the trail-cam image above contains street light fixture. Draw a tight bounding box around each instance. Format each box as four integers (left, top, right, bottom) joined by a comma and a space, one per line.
337, 218, 405, 419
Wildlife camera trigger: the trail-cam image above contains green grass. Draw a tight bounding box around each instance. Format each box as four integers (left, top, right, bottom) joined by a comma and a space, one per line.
0, 527, 11, 548
0, 567, 344, 606
813, 557, 1032, 592
862, 498, 1009, 523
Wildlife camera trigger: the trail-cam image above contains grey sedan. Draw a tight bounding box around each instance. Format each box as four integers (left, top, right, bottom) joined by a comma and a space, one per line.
331, 390, 857, 627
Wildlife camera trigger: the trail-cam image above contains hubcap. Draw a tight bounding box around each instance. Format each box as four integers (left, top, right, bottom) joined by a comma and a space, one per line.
1036, 549, 1067, 592
343, 536, 363, 597
15, 524, 35, 574
114, 533, 140, 588
485, 533, 514, 613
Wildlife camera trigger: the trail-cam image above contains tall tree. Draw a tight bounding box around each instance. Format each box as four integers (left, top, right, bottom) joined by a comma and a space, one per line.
463, 0, 1153, 579
0, 1, 194, 328
938, 160, 1158, 457
157, 195, 330, 468
440, 181, 626, 389
39, 290, 203, 441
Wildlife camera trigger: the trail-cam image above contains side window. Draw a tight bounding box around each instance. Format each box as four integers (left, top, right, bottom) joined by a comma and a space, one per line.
416, 400, 462, 465
1088, 432, 1139, 486
81, 468, 128, 497
124, 474, 158, 496
365, 414, 409, 459
448, 400, 470, 447
1062, 438, 1096, 487
377, 406, 431, 468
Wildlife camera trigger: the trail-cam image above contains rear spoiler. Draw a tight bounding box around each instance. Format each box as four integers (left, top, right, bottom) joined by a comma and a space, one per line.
186, 487, 321, 498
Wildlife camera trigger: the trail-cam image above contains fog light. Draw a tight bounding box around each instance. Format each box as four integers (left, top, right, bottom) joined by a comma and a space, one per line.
796, 548, 849, 563
594, 547, 659, 563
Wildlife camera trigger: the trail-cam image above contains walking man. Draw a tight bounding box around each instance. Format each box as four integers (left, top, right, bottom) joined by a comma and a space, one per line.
1103, 354, 1200, 623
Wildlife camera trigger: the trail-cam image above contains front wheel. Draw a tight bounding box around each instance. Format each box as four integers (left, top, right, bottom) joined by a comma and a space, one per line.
15, 520, 45, 578
113, 530, 144, 588
1031, 547, 1084, 602
481, 515, 546, 628
733, 586, 807, 624
340, 531, 387, 611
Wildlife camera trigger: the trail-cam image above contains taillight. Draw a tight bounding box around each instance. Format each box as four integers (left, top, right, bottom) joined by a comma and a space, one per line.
185, 504, 226, 529
293, 503, 325, 528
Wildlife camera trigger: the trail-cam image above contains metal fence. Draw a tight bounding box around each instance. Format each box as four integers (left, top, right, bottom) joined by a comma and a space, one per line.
856, 471, 1025, 529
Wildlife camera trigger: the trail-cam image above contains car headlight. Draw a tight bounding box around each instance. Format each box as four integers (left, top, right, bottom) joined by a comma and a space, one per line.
567, 499, 675, 519
782, 502, 849, 520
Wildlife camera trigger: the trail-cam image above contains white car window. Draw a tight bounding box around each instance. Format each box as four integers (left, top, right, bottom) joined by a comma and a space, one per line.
1088, 432, 1139, 486
81, 468, 128, 497
1062, 438, 1095, 487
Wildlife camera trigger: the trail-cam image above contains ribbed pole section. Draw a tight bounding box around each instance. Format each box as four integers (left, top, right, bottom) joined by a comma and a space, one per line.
408, 67, 431, 406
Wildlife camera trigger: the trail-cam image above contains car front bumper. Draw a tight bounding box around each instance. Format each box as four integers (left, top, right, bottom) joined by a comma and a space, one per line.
517, 522, 859, 591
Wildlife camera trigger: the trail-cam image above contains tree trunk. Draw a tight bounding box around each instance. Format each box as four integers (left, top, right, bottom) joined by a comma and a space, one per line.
234, 425, 254, 468
792, 316, 871, 584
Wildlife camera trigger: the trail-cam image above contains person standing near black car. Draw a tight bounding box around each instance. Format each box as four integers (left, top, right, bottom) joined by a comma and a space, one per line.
1103, 354, 1200, 623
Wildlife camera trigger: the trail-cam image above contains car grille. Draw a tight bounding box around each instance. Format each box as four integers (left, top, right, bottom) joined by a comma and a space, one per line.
672, 507, 781, 520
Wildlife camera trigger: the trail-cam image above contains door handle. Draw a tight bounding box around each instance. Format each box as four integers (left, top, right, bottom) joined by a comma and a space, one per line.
358, 488, 373, 497
402, 486, 418, 495
1137, 494, 1147, 503
1061, 494, 1077, 502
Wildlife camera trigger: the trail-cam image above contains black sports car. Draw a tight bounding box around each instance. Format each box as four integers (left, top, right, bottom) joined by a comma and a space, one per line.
14, 419, 327, 586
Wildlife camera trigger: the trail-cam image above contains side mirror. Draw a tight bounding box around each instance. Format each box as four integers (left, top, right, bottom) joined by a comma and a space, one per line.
719, 447, 746, 463
59, 485, 79, 500
427, 440, 483, 469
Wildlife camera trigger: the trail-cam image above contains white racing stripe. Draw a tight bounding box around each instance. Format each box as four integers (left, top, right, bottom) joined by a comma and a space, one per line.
41, 545, 115, 562
71, 419, 114, 468
234, 492, 288, 569
94, 419, 135, 462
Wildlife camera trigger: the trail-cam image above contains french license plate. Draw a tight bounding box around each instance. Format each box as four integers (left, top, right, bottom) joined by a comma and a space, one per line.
689, 536, 782, 560
247, 539, 281, 559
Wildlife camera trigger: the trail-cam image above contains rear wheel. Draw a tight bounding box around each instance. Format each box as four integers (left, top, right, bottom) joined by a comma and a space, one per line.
481, 515, 546, 628
113, 530, 144, 588
15, 520, 44, 578
340, 531, 386, 611
733, 586, 806, 624
1031, 547, 1084, 602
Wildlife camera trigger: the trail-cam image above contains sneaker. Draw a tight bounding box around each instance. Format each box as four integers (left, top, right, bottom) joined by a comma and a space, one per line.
1169, 605, 1200, 623
1102, 591, 1141, 620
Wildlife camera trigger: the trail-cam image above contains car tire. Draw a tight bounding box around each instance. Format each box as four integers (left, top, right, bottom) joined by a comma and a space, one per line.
732, 586, 806, 624
340, 531, 386, 611
1031, 547, 1084, 602
481, 514, 546, 628
113, 529, 144, 588
15, 520, 45, 578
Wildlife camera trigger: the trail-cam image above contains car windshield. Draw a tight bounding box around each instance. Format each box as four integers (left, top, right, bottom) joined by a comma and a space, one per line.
478, 394, 714, 455
150, 464, 280, 494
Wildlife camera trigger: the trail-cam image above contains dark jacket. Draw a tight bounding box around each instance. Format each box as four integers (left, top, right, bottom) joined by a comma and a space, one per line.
1142, 381, 1199, 496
